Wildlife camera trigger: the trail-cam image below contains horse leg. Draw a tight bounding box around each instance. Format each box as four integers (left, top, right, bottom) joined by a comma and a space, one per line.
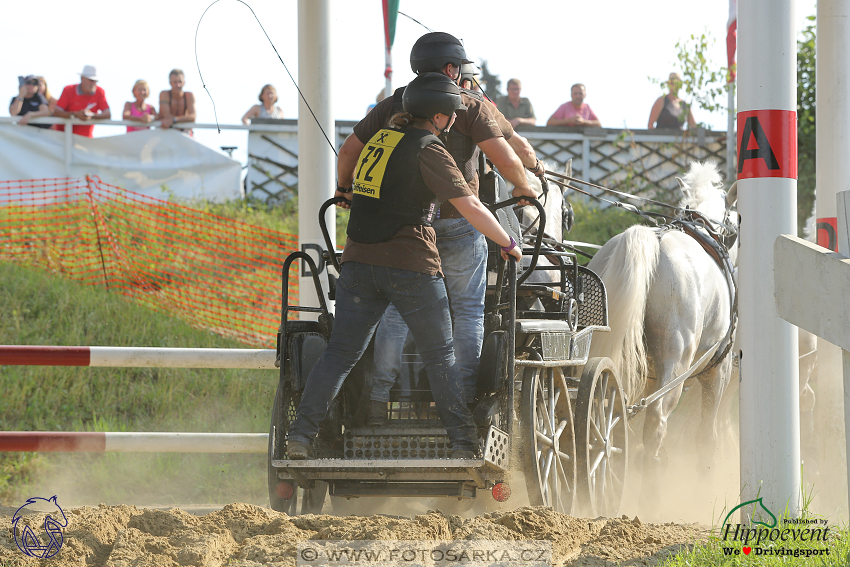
695, 357, 732, 478
639, 369, 685, 510
800, 382, 818, 478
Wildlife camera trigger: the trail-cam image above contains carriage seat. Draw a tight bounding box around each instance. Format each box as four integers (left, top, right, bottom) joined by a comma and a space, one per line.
515, 319, 575, 334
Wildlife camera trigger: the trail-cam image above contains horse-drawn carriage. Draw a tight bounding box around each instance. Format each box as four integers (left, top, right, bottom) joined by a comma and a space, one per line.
267, 160, 739, 518
267, 172, 632, 518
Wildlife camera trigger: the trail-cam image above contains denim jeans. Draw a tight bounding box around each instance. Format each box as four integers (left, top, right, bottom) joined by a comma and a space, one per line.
372, 218, 487, 404
287, 261, 478, 451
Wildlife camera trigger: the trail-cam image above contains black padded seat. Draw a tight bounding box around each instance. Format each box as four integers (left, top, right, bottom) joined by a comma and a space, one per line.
515, 319, 574, 333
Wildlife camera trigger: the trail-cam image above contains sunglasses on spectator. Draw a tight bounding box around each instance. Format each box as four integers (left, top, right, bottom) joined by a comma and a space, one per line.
26, 80, 39, 85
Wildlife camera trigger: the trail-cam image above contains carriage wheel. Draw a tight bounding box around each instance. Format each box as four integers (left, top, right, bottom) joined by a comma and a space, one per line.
520, 366, 577, 515
575, 357, 628, 517
268, 380, 327, 515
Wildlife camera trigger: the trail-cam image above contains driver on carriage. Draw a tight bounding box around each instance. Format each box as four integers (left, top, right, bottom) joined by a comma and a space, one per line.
285, 73, 523, 460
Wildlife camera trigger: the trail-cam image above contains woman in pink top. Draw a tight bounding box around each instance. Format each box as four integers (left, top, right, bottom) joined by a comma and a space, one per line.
123, 80, 157, 132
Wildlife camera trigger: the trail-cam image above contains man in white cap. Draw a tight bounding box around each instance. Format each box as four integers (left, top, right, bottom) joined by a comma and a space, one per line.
53, 65, 110, 137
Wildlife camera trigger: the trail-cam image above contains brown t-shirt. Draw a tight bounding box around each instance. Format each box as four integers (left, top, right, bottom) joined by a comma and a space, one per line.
353, 89, 514, 206
340, 140, 474, 276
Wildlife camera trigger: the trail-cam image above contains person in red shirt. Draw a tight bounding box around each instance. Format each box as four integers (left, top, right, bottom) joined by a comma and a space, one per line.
53, 65, 110, 137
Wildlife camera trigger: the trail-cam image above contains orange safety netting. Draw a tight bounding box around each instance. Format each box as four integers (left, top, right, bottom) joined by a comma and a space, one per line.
0, 177, 300, 347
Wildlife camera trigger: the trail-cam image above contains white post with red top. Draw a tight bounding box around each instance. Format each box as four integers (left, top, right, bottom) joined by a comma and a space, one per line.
737, 0, 801, 515
297, 0, 335, 318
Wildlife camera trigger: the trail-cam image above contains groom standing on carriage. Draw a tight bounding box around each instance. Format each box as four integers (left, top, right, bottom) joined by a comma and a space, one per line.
334, 32, 549, 422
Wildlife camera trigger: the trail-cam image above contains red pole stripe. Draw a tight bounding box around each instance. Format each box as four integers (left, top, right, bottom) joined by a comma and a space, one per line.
0, 346, 91, 366
0, 432, 105, 452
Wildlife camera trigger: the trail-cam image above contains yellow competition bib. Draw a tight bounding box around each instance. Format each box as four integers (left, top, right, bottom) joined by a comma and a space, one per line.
352, 129, 404, 199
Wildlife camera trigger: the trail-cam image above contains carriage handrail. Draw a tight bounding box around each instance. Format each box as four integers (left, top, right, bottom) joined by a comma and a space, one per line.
487, 196, 546, 285
318, 197, 347, 274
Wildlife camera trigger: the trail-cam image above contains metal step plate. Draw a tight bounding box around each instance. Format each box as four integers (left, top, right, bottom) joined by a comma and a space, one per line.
483, 426, 509, 471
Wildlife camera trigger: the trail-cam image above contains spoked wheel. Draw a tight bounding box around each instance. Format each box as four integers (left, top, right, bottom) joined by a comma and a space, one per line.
268, 380, 328, 515
575, 357, 628, 517
520, 366, 577, 515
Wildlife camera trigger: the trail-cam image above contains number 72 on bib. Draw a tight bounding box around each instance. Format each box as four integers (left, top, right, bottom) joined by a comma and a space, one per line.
353, 129, 403, 198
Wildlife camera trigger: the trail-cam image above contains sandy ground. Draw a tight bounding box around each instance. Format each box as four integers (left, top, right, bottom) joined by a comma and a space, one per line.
1, 502, 708, 567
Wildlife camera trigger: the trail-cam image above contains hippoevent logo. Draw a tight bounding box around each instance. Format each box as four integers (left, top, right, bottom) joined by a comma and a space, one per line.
12, 495, 68, 559
720, 497, 831, 557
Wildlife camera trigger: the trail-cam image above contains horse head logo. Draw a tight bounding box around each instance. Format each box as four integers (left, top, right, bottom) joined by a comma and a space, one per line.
12, 495, 68, 558
722, 497, 778, 530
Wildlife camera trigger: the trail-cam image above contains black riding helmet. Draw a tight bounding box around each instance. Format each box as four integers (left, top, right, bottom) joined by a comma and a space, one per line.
403, 73, 468, 120
410, 32, 473, 74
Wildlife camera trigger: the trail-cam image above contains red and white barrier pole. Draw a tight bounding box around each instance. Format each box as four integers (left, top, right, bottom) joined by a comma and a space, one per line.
0, 346, 276, 369
0, 432, 267, 453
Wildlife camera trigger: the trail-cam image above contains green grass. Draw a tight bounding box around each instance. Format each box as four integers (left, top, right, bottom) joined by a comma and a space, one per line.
187, 194, 351, 248
0, 261, 278, 506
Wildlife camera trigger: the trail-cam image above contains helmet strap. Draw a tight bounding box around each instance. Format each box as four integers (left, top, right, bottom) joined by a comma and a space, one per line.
429, 115, 453, 135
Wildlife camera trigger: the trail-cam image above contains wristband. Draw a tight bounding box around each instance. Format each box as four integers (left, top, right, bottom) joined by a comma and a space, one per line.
337, 186, 353, 193
501, 236, 517, 252
525, 159, 543, 175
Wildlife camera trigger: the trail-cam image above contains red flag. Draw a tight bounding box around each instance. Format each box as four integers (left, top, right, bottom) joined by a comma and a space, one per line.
727, 0, 737, 82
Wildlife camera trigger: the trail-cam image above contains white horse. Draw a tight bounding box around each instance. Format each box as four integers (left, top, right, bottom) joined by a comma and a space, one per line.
586, 161, 737, 506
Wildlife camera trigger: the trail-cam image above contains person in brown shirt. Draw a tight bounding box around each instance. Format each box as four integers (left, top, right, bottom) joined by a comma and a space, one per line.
335, 33, 547, 414
286, 74, 522, 460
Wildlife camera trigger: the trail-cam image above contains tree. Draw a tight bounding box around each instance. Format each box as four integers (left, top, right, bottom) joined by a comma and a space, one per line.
478, 60, 503, 102
650, 30, 728, 127
797, 15, 816, 235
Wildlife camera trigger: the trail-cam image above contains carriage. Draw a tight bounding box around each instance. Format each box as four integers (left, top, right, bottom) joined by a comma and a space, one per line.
267, 177, 632, 518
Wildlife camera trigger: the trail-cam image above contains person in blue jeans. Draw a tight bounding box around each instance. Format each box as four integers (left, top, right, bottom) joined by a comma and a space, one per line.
286, 73, 522, 460
371, 219, 487, 408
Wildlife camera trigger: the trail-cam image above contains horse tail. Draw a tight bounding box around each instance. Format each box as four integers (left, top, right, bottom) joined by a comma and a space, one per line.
588, 225, 660, 402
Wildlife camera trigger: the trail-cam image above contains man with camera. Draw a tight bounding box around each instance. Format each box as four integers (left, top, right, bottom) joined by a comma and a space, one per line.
9, 75, 50, 128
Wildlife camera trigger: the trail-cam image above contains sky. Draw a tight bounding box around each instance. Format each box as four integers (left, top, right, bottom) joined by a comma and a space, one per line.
0, 0, 818, 172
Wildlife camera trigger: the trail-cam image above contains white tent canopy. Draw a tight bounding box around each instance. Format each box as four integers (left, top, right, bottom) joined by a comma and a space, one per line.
0, 125, 240, 201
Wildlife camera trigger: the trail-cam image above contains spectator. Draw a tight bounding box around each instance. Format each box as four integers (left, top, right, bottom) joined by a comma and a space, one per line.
53, 65, 111, 137
496, 78, 535, 127
9, 75, 50, 128
159, 69, 196, 132
648, 72, 696, 130
459, 62, 480, 91
365, 88, 385, 116
123, 80, 157, 132
242, 84, 283, 124
547, 83, 601, 128
35, 76, 57, 115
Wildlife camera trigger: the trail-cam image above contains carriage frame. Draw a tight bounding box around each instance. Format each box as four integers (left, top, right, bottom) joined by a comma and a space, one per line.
267, 195, 629, 517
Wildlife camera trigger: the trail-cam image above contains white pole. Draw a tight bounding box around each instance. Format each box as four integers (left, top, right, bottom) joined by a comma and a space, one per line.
738, 0, 801, 516
839, 190, 850, 517
385, 47, 393, 101
297, 0, 335, 318
815, 0, 850, 519
726, 84, 735, 183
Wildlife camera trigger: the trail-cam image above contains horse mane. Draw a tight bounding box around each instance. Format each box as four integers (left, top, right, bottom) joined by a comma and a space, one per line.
679, 161, 725, 214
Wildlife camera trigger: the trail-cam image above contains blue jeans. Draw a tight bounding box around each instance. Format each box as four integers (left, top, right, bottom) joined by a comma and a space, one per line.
372, 218, 487, 404
287, 261, 478, 450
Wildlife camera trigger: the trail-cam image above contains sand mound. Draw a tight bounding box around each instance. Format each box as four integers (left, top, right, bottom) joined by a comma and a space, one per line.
0, 503, 707, 566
